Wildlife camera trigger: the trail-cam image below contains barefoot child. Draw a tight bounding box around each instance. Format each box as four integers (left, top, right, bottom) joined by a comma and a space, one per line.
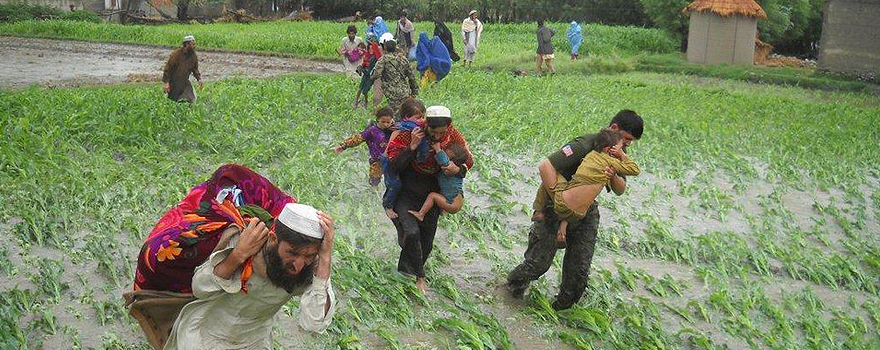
552, 129, 640, 248
335, 107, 395, 186
381, 98, 427, 219
408, 143, 467, 221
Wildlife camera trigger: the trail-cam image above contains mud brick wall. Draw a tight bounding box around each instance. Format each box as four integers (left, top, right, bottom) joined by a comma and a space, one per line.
818, 0, 880, 77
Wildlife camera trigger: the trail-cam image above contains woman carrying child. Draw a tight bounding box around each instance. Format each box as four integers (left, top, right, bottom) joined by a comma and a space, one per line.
334, 107, 395, 186
385, 105, 473, 294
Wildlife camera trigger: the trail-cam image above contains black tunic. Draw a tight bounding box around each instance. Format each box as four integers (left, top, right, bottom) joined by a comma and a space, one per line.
433, 21, 461, 62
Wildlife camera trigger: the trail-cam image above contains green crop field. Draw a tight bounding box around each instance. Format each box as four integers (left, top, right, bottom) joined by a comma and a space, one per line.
0, 19, 677, 63
2, 18, 880, 350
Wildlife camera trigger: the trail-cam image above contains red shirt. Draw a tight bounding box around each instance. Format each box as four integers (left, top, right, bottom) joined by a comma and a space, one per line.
363, 41, 382, 67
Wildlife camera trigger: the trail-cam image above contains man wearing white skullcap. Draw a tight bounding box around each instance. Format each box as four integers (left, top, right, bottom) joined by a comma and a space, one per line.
162, 34, 203, 102
384, 105, 474, 294
461, 10, 483, 67
163, 202, 337, 349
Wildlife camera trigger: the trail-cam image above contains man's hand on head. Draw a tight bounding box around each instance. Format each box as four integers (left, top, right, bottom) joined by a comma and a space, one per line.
315, 212, 335, 280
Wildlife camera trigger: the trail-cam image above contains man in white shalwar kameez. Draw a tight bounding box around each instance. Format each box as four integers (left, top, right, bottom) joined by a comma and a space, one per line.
461, 10, 483, 67
163, 203, 337, 350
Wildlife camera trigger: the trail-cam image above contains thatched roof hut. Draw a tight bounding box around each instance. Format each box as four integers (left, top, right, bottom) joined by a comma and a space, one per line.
684, 0, 767, 65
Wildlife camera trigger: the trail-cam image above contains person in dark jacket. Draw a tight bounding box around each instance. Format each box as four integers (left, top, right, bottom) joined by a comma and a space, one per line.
163, 35, 203, 102
536, 20, 556, 75
433, 20, 460, 62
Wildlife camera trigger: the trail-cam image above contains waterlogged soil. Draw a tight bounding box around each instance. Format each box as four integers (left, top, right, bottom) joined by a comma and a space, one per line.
0, 36, 344, 88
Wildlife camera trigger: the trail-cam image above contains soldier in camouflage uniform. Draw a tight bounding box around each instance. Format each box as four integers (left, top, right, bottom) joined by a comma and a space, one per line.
371, 36, 418, 118
506, 110, 644, 310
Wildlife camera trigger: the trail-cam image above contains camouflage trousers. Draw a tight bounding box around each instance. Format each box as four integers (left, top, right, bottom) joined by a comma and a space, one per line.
507, 201, 599, 309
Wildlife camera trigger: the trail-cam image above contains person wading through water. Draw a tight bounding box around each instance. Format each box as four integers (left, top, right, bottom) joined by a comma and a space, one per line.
163, 35, 203, 102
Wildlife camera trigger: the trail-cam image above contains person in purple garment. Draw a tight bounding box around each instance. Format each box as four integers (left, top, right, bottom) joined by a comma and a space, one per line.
334, 107, 396, 186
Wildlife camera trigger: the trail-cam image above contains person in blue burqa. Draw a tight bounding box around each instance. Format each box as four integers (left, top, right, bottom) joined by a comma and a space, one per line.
567, 21, 583, 60
369, 16, 390, 40
415, 32, 452, 86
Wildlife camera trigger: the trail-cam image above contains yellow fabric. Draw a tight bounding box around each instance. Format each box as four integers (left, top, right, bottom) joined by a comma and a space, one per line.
420, 68, 437, 88
552, 185, 584, 221
552, 151, 640, 221
532, 185, 551, 211
567, 151, 639, 186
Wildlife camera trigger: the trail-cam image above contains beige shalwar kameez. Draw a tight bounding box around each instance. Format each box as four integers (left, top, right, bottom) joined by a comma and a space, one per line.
163, 236, 336, 350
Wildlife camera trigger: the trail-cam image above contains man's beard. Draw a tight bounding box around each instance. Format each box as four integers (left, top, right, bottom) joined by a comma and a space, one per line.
183, 45, 194, 54
263, 243, 314, 293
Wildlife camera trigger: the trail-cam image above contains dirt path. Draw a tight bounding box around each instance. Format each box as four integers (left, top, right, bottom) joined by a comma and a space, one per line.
0, 36, 344, 88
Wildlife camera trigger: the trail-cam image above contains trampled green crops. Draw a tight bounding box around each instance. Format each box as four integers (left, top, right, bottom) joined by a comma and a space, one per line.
0, 20, 677, 63
2, 68, 880, 348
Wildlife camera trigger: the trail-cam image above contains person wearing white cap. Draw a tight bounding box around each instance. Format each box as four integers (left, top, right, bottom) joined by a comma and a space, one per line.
371, 34, 419, 114
384, 105, 474, 294
162, 34, 203, 102
460, 10, 483, 67
163, 202, 337, 349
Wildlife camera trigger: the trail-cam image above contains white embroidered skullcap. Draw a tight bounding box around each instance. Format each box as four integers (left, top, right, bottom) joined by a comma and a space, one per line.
182, 35, 195, 43
379, 32, 395, 44
469, 10, 477, 16
277, 203, 323, 239
426, 105, 451, 119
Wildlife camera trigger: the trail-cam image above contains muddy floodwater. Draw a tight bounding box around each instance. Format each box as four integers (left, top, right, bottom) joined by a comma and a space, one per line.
0, 36, 344, 88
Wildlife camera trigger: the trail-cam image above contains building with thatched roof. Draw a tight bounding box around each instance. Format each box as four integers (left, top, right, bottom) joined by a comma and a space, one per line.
818, 0, 880, 79
683, 0, 767, 65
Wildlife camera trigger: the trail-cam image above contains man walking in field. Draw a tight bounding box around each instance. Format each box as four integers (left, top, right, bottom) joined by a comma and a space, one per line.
461, 10, 483, 67
536, 20, 556, 75
126, 165, 336, 349
506, 110, 644, 310
163, 35, 203, 102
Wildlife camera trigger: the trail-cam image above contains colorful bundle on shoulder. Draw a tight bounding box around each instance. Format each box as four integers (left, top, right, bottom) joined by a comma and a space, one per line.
134, 164, 295, 294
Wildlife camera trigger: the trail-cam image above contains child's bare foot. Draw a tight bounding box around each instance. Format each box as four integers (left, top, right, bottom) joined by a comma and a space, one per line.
556, 228, 567, 249
416, 277, 426, 294
407, 210, 425, 222
556, 234, 567, 249
531, 210, 545, 222
385, 208, 398, 219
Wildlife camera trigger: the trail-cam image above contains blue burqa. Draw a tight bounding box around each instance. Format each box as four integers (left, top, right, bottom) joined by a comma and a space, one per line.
415, 32, 452, 81
567, 21, 583, 55
370, 16, 390, 40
